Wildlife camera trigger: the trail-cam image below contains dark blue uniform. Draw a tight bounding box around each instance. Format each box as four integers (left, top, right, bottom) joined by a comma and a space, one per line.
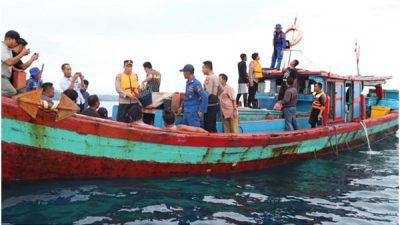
270, 31, 286, 70
25, 77, 43, 92
182, 77, 208, 127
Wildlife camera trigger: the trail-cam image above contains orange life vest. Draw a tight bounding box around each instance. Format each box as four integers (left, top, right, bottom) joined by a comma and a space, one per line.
120, 73, 139, 96
252, 60, 263, 79
312, 91, 324, 109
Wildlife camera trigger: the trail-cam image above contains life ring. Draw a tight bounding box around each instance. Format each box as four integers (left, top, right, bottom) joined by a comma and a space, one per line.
285, 25, 303, 47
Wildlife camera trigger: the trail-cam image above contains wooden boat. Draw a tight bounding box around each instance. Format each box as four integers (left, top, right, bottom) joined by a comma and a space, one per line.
1, 71, 398, 180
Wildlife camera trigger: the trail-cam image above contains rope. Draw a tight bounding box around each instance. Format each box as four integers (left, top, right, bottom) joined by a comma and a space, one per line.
332, 125, 339, 155
326, 126, 336, 155
360, 120, 372, 151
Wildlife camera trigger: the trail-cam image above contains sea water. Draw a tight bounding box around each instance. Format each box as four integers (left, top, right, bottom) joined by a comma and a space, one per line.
2, 133, 398, 224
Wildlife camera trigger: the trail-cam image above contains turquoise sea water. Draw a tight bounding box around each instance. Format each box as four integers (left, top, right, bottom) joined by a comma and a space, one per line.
2, 133, 398, 224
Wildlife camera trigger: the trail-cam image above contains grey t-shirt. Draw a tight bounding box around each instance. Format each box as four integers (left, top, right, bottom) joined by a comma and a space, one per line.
1, 42, 13, 78
146, 69, 161, 92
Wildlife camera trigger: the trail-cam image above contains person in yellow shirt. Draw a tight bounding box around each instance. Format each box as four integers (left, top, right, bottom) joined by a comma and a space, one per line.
115, 59, 141, 123
248, 52, 263, 108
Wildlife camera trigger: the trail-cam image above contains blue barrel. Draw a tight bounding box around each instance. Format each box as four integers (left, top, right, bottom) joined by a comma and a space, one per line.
111, 105, 119, 121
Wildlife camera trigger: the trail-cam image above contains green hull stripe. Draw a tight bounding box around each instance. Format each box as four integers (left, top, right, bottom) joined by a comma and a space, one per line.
2, 118, 397, 164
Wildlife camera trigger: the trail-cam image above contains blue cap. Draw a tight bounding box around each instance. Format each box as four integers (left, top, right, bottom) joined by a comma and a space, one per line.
29, 67, 41, 76
179, 64, 194, 73
275, 24, 282, 29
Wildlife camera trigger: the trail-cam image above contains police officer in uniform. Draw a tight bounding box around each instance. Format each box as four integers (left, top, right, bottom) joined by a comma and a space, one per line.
270, 24, 286, 70
178, 64, 208, 127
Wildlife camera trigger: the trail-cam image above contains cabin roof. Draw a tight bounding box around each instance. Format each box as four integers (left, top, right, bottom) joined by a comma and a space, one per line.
264, 70, 392, 82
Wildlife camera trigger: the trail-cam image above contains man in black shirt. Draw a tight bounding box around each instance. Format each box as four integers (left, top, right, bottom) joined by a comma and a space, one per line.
12, 38, 39, 71
278, 59, 299, 101
80, 95, 100, 118
11, 38, 39, 87
236, 53, 248, 107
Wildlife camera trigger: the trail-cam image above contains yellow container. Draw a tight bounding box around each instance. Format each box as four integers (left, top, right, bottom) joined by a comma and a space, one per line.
370, 106, 390, 118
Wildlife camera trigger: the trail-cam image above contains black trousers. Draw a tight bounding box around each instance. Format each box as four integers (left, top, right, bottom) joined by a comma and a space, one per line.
248, 82, 258, 108
309, 108, 322, 128
236, 93, 248, 107
278, 82, 287, 101
204, 104, 219, 133
117, 103, 139, 123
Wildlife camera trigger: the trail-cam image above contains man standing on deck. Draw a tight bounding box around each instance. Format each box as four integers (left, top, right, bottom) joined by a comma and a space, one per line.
80, 79, 90, 110
277, 77, 299, 131
59, 63, 86, 111
248, 52, 263, 108
309, 82, 326, 128
115, 60, 141, 123
202, 60, 221, 132
178, 64, 208, 128
236, 53, 248, 107
270, 24, 286, 70
278, 59, 299, 101
141, 61, 161, 92
2, 30, 30, 97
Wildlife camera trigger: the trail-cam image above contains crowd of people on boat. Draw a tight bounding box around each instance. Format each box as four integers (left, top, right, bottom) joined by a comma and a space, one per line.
2, 26, 327, 133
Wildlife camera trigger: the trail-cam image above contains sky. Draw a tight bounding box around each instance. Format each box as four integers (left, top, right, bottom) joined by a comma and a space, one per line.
2, 0, 399, 95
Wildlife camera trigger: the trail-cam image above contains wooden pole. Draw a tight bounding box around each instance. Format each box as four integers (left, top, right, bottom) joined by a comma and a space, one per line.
287, 17, 297, 68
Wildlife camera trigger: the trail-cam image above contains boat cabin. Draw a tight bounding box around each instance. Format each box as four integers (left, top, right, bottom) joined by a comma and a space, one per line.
110, 71, 397, 134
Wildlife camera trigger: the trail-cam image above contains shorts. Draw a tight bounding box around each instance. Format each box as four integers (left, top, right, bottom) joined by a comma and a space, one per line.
238, 83, 248, 94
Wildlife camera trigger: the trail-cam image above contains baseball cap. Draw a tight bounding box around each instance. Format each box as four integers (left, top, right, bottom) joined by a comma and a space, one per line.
179, 64, 194, 73
29, 67, 41, 76
124, 60, 133, 66
5, 30, 20, 40
275, 24, 282, 29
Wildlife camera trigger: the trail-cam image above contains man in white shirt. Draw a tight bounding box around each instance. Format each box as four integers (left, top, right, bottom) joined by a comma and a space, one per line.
59, 63, 85, 111
1, 30, 29, 97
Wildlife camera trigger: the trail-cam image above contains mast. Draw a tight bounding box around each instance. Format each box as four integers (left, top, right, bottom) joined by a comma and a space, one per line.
287, 17, 297, 67
355, 41, 360, 76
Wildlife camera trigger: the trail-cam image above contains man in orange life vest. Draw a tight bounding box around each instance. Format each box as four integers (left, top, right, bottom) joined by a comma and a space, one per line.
115, 60, 141, 123
248, 52, 263, 108
309, 82, 326, 128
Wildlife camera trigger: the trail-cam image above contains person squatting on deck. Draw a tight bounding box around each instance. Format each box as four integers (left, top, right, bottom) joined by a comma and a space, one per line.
236, 53, 248, 107
202, 60, 222, 132
25, 67, 43, 92
2, 30, 30, 97
270, 24, 286, 70
219, 73, 238, 133
163, 109, 207, 133
309, 82, 326, 128
59, 63, 86, 111
41, 82, 55, 105
80, 95, 101, 118
129, 106, 153, 128
141, 61, 161, 92
278, 59, 299, 101
81, 79, 90, 110
63, 89, 78, 103
178, 64, 208, 128
277, 77, 299, 131
248, 52, 263, 108
115, 60, 141, 123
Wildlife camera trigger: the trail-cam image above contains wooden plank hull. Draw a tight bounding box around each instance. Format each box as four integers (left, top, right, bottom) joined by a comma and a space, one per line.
1, 97, 398, 180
